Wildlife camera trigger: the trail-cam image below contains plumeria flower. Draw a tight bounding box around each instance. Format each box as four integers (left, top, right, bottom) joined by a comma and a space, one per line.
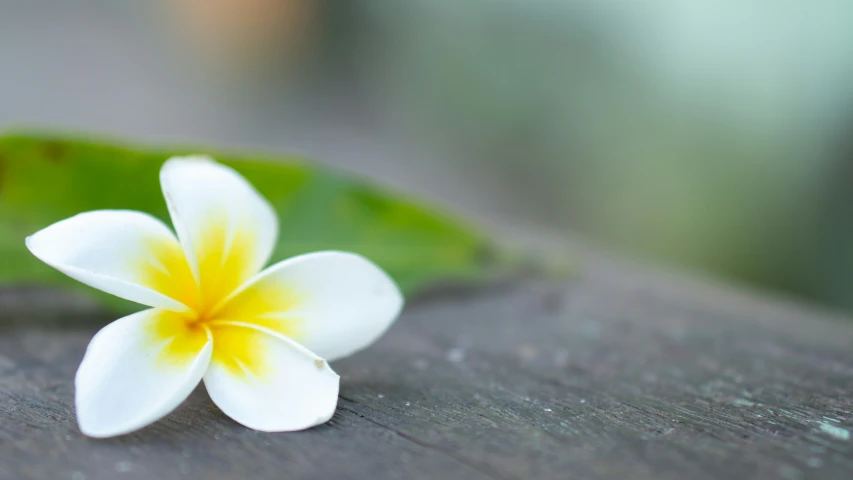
26, 156, 403, 438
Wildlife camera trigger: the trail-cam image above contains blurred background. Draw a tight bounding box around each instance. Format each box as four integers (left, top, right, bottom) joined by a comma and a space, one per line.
2, 0, 853, 310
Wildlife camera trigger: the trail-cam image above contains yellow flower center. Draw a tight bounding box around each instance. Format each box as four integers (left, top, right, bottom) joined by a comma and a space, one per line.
139, 222, 300, 377
143, 221, 258, 323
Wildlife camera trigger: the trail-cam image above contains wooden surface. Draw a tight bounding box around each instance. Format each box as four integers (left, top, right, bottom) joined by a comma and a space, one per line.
2, 259, 853, 480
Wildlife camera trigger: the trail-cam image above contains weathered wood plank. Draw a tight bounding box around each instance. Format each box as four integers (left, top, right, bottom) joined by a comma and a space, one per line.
2, 260, 853, 480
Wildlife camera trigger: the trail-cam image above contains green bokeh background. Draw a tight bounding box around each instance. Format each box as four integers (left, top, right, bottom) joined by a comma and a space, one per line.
0, 134, 511, 311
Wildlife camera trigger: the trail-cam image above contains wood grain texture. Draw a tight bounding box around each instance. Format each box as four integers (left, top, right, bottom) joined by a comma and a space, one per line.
2, 259, 853, 480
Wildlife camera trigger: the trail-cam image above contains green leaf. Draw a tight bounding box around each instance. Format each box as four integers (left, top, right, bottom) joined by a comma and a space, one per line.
0, 133, 517, 311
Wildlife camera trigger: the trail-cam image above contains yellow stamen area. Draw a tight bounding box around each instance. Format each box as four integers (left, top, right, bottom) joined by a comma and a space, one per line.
145, 310, 209, 367
139, 218, 302, 380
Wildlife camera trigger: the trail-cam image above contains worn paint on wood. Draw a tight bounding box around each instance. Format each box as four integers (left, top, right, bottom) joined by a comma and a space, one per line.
1, 261, 853, 480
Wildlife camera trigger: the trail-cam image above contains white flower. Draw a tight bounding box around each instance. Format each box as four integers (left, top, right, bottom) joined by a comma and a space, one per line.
26, 156, 404, 438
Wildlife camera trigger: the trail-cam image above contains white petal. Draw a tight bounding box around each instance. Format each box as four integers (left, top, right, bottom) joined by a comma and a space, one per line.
26, 210, 196, 312
160, 156, 278, 306
203, 322, 339, 432
212, 251, 404, 362
75, 309, 212, 438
